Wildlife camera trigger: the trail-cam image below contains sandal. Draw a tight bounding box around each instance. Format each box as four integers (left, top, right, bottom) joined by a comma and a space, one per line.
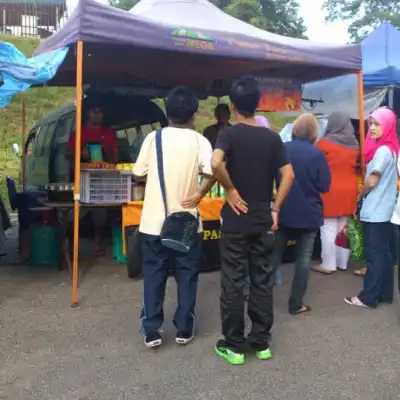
353, 268, 366, 276
311, 266, 336, 275
289, 305, 311, 315
344, 296, 368, 307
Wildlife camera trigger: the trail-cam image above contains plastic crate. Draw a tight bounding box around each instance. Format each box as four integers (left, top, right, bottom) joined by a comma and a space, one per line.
81, 169, 132, 204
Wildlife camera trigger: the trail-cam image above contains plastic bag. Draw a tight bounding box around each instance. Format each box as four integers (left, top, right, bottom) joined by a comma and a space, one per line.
347, 218, 364, 261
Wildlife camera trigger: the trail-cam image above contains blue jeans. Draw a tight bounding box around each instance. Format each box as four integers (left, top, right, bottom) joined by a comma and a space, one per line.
269, 227, 317, 312
139, 233, 202, 336
359, 222, 394, 308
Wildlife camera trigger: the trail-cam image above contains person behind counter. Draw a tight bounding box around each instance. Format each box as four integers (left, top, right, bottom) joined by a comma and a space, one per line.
66, 103, 118, 163
211, 76, 294, 365
203, 103, 231, 149
66, 103, 119, 257
133, 86, 215, 349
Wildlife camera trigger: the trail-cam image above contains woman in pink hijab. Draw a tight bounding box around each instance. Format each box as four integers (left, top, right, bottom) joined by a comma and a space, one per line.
345, 107, 399, 308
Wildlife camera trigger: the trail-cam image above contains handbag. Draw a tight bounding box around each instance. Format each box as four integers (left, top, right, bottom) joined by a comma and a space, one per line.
335, 226, 349, 249
156, 129, 199, 253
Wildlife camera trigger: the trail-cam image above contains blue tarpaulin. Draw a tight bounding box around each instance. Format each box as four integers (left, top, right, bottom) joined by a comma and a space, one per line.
362, 22, 400, 87
0, 42, 68, 108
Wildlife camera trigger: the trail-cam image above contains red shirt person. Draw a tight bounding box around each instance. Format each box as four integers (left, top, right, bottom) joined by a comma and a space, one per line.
66, 103, 118, 256
67, 104, 118, 163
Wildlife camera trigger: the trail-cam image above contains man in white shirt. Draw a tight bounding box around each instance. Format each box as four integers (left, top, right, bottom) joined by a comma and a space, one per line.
133, 86, 215, 349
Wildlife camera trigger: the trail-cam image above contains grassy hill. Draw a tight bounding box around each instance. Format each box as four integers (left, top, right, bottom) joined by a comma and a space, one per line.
0, 35, 289, 208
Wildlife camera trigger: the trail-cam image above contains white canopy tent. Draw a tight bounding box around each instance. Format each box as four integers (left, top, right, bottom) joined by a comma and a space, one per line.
301, 75, 387, 119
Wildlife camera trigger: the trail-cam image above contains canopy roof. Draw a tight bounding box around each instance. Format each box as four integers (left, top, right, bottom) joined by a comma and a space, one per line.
35, 0, 361, 94
362, 22, 400, 87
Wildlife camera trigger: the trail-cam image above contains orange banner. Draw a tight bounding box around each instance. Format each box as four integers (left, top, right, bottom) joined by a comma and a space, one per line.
256, 77, 302, 112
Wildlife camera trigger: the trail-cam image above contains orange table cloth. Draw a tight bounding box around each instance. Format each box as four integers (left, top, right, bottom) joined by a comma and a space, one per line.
121, 198, 225, 255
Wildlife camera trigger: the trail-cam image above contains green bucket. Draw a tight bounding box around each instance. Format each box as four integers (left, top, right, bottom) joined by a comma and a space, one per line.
29, 226, 61, 267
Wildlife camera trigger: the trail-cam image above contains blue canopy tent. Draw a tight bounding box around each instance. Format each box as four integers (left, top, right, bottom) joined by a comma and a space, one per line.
301, 22, 400, 118
362, 21, 400, 87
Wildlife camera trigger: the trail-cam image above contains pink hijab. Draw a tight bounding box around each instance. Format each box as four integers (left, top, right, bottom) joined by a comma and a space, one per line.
255, 115, 270, 129
364, 107, 399, 164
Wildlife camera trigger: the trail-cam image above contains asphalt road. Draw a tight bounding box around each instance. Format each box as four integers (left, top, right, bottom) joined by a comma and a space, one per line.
0, 233, 399, 400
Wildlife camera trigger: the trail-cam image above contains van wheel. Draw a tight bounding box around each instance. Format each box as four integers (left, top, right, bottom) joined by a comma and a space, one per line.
126, 226, 142, 279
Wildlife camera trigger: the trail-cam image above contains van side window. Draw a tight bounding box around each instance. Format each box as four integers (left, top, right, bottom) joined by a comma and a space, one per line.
42, 122, 56, 154
34, 123, 54, 157
25, 130, 38, 155
54, 113, 75, 144
151, 122, 162, 130
141, 124, 154, 135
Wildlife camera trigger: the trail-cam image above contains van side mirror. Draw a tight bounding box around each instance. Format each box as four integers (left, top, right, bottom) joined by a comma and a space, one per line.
12, 143, 20, 156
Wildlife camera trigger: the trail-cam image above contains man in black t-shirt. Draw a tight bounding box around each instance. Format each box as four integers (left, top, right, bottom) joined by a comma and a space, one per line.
211, 76, 294, 365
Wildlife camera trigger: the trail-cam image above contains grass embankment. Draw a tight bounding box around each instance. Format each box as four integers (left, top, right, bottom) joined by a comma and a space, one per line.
0, 35, 289, 208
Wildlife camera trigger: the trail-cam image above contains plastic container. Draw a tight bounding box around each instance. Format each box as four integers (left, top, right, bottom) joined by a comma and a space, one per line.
112, 226, 127, 264
87, 144, 104, 162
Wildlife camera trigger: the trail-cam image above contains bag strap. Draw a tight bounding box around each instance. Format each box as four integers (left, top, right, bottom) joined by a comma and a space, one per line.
155, 129, 168, 218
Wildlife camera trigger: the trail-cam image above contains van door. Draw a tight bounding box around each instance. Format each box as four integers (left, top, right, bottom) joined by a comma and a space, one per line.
32, 121, 56, 188
50, 112, 75, 183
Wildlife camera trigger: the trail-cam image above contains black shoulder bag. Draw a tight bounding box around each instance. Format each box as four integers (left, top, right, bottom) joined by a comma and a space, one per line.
156, 129, 199, 253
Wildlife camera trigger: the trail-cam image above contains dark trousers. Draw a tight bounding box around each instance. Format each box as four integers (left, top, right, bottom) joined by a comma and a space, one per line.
270, 227, 317, 312
390, 223, 398, 266
139, 233, 202, 336
219, 229, 274, 353
359, 222, 394, 308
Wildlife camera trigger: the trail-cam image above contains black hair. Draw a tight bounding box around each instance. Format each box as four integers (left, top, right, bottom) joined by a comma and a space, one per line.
229, 76, 260, 117
166, 86, 199, 124
215, 103, 230, 116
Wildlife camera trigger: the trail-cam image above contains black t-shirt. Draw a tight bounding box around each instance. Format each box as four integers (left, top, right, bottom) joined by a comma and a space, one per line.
203, 123, 231, 149
215, 123, 289, 234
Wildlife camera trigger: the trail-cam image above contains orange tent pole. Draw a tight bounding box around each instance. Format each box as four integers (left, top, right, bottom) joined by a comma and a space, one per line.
20, 93, 26, 191
357, 71, 365, 176
71, 40, 84, 307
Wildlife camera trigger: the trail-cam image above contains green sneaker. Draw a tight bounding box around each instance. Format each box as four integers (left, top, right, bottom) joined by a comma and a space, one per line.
214, 340, 245, 365
256, 348, 272, 360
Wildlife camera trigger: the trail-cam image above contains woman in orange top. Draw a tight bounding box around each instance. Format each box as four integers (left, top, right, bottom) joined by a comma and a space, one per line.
312, 112, 359, 274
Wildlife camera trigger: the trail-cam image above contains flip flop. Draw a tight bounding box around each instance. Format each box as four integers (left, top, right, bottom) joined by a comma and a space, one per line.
344, 296, 369, 307
353, 268, 366, 276
289, 305, 311, 315
311, 266, 336, 275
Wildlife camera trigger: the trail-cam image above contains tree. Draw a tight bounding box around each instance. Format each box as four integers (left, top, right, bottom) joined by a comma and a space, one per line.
323, 0, 400, 42
109, 0, 307, 39
215, 0, 307, 38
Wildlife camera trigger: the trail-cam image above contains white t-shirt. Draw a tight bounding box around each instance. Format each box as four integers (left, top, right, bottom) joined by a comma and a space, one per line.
391, 156, 400, 225
133, 127, 213, 235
